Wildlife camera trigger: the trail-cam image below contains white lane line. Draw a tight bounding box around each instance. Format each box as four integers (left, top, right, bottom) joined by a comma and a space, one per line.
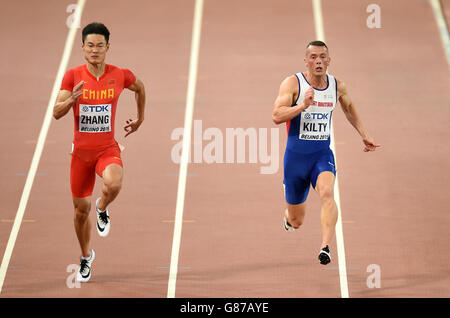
0, 0, 86, 294
312, 0, 350, 298
167, 0, 204, 298
430, 0, 450, 69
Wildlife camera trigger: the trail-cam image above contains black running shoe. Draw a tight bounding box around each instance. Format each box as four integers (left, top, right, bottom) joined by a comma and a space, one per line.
318, 245, 331, 265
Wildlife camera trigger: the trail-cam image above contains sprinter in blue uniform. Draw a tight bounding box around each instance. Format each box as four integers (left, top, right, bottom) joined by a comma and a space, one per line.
272, 41, 380, 265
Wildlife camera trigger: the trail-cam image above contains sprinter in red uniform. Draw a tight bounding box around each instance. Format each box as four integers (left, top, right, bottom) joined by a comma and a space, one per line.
53, 23, 146, 282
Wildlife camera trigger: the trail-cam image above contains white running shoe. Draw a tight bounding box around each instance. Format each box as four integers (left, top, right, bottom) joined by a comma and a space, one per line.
76, 249, 95, 283
96, 197, 110, 237
283, 216, 295, 232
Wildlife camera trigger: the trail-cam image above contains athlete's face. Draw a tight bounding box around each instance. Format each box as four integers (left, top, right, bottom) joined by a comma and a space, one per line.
304, 45, 330, 76
82, 34, 109, 65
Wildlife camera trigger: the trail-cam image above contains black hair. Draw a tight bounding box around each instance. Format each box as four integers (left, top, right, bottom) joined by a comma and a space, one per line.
306, 40, 328, 50
82, 22, 110, 43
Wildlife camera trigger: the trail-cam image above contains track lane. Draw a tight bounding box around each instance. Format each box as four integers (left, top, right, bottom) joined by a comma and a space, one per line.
174, 0, 342, 298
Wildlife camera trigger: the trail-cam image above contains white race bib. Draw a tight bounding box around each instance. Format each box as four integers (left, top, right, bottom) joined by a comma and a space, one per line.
79, 104, 111, 133
299, 107, 332, 141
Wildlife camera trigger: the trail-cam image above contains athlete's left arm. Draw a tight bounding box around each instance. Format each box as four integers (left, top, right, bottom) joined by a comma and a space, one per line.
124, 78, 146, 137
337, 79, 380, 152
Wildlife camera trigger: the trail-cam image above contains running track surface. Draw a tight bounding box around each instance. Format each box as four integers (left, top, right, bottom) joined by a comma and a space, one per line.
0, 0, 449, 298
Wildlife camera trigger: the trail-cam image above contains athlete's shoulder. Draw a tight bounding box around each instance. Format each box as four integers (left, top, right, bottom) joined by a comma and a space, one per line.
277, 74, 300, 100
102, 64, 120, 74
333, 76, 348, 95
104, 64, 129, 70
102, 65, 124, 80
61, 65, 84, 90
280, 74, 300, 90
105, 64, 136, 88
106, 64, 134, 75
104, 64, 118, 70
63, 65, 87, 82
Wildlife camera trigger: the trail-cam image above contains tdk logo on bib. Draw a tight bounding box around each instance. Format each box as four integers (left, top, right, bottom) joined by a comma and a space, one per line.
304, 113, 329, 120
79, 104, 112, 133
82, 105, 110, 113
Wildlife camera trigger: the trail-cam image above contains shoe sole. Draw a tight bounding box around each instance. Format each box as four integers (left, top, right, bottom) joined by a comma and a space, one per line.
318, 251, 331, 265
77, 273, 91, 283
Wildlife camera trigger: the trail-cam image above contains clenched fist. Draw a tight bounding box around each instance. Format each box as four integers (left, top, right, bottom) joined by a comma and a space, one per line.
71, 81, 84, 103
303, 86, 315, 109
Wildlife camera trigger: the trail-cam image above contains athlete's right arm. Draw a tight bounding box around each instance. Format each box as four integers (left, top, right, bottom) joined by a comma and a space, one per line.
53, 81, 84, 120
272, 75, 310, 125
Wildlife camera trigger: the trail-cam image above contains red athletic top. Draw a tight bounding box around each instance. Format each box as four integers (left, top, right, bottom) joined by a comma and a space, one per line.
61, 64, 136, 149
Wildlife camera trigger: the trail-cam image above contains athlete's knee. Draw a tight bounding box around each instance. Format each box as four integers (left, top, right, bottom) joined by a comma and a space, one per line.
104, 178, 122, 195
73, 198, 91, 218
289, 216, 304, 228
317, 184, 334, 202
73, 201, 90, 222
74, 210, 89, 224
286, 207, 305, 228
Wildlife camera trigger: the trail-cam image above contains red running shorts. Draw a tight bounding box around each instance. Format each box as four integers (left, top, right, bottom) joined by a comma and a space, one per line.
70, 143, 123, 198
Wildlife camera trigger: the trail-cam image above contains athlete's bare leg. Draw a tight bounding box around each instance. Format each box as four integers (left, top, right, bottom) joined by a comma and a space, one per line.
314, 171, 338, 249
97, 163, 123, 211
285, 202, 307, 229
73, 196, 92, 258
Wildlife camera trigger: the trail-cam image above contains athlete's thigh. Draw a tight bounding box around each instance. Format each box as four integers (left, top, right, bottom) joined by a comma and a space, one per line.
283, 149, 312, 205
95, 145, 123, 180
314, 171, 335, 198
310, 148, 336, 191
70, 153, 96, 198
